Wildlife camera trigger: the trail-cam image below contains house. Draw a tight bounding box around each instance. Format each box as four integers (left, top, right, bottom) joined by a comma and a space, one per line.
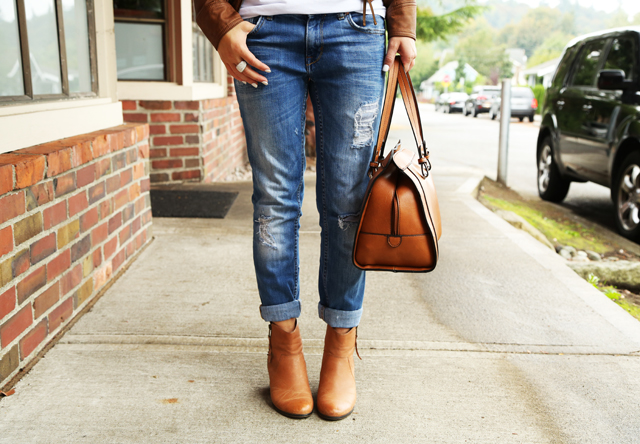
419, 61, 479, 100
0, 0, 245, 388
523, 58, 561, 89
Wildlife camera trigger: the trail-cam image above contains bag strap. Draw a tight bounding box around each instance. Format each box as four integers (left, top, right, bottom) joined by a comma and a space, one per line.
371, 56, 431, 176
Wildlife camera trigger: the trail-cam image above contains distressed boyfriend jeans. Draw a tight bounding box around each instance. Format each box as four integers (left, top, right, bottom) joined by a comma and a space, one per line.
235, 12, 386, 328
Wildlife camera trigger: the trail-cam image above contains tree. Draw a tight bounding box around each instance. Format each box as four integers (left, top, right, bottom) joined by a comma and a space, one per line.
498, 7, 573, 57
527, 31, 574, 68
455, 19, 512, 84
416, 2, 486, 42
409, 1, 486, 88
607, 9, 632, 28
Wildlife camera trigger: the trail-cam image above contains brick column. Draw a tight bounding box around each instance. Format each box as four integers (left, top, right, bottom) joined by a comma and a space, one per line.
122, 84, 248, 184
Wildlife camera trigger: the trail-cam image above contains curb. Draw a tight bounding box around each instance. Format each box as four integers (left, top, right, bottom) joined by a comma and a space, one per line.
456, 176, 640, 348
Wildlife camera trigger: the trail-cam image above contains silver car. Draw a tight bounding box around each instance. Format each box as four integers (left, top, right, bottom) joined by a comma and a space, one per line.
489, 87, 538, 122
440, 92, 469, 113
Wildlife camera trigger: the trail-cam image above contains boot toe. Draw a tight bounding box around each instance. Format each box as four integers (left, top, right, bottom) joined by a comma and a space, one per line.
271, 390, 314, 418
316, 397, 355, 420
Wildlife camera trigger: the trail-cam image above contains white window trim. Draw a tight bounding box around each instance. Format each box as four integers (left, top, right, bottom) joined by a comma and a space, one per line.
0, 0, 122, 155
117, 82, 226, 101
0, 101, 123, 152
117, 0, 228, 102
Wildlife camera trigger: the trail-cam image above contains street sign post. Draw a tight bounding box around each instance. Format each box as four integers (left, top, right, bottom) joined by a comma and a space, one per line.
442, 74, 451, 91
498, 79, 512, 186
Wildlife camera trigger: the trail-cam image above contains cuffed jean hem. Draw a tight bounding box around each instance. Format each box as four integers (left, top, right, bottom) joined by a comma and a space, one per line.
318, 303, 363, 328
260, 300, 302, 323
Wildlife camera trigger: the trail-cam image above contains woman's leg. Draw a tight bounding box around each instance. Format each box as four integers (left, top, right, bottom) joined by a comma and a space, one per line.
307, 12, 386, 328
234, 14, 313, 419
307, 11, 386, 421
235, 15, 309, 323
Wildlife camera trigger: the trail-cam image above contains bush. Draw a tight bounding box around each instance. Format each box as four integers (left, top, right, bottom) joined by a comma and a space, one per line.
531, 84, 546, 115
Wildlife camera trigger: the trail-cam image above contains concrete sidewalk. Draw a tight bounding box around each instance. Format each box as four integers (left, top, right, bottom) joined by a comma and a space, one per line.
2, 136, 640, 442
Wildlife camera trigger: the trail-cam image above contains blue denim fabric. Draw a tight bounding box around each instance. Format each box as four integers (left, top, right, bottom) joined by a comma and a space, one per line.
234, 13, 386, 328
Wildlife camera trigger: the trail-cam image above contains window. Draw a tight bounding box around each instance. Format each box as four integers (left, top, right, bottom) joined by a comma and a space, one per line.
0, 0, 96, 102
192, 2, 214, 83
114, 0, 166, 81
604, 37, 637, 81
552, 45, 578, 89
571, 39, 607, 87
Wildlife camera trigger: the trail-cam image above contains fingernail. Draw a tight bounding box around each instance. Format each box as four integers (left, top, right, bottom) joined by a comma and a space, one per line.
242, 81, 247, 85
382, 64, 390, 72
265, 69, 272, 73
252, 83, 258, 88
261, 81, 268, 86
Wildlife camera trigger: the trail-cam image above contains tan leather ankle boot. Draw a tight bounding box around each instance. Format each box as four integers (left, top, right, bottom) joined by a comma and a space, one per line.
316, 325, 359, 421
267, 321, 313, 419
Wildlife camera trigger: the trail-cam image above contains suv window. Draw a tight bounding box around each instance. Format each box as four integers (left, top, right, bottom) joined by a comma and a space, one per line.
571, 39, 608, 87
604, 37, 637, 81
552, 45, 578, 88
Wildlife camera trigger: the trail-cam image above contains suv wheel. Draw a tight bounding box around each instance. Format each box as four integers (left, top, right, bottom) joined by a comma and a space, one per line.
529, 114, 535, 123
614, 152, 640, 241
538, 136, 570, 202
472, 107, 478, 118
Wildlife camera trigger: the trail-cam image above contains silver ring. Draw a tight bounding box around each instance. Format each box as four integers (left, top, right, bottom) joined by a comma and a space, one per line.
236, 61, 247, 73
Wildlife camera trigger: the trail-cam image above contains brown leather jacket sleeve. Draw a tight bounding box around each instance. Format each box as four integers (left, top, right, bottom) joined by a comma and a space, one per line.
194, 0, 417, 50
383, 0, 417, 40
194, 0, 244, 50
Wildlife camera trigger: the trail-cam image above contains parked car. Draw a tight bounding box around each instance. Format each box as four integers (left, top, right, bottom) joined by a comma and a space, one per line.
464, 86, 501, 117
440, 92, 469, 113
489, 87, 538, 122
434, 93, 450, 112
537, 27, 640, 240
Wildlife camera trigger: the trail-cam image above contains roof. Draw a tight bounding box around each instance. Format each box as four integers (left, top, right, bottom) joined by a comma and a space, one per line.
522, 58, 561, 76
421, 61, 479, 86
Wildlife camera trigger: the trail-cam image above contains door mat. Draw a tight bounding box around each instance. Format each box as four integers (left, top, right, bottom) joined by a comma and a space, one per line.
150, 189, 238, 218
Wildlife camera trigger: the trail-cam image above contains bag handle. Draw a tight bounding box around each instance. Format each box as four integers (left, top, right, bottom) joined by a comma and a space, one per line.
371, 56, 430, 176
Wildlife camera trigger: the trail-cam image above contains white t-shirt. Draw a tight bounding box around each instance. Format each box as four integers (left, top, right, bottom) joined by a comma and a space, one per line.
239, 0, 386, 19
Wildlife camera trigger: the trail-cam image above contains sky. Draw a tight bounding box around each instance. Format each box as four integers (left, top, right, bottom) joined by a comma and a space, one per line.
479, 0, 640, 16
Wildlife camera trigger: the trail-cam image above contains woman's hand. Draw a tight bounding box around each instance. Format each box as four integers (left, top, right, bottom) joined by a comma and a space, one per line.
218, 21, 271, 87
383, 37, 417, 73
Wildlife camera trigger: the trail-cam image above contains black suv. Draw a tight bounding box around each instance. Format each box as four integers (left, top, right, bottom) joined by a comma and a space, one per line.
538, 28, 640, 240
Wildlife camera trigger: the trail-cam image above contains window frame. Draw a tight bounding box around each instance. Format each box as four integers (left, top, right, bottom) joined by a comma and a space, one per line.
113, 0, 178, 83
552, 44, 579, 89
568, 37, 610, 89
1, 0, 99, 104
117, 0, 227, 101
601, 32, 640, 84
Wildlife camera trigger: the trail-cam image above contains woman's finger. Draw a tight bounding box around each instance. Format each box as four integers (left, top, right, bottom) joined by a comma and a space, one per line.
224, 62, 254, 85
239, 66, 268, 85
400, 54, 413, 73
240, 48, 271, 73
383, 39, 400, 72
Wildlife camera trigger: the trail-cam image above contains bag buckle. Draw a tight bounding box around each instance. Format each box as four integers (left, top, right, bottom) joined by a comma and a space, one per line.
418, 153, 431, 178
369, 161, 381, 178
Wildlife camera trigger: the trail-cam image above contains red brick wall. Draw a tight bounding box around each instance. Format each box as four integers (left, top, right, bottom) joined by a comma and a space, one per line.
0, 124, 152, 387
201, 95, 247, 182
122, 81, 247, 184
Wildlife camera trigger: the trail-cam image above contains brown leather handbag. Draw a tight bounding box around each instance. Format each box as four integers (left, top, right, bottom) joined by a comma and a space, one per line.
353, 56, 442, 272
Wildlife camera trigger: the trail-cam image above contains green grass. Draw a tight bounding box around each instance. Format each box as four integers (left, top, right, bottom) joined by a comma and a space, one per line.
588, 274, 640, 322
482, 195, 608, 253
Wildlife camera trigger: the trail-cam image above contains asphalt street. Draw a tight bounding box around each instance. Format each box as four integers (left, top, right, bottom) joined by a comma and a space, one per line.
413, 103, 618, 233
